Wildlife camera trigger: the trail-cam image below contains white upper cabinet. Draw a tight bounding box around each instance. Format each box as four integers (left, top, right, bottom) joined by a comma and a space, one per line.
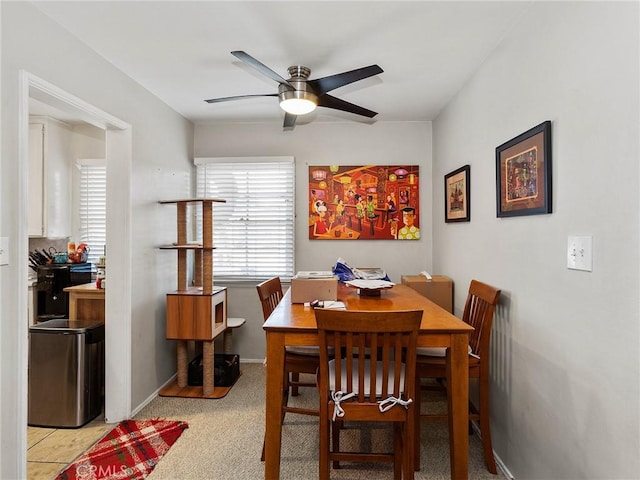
29, 117, 72, 238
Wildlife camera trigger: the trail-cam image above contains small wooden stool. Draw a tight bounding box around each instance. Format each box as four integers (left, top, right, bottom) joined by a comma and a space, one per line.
368, 214, 379, 235
346, 211, 354, 229
223, 317, 246, 354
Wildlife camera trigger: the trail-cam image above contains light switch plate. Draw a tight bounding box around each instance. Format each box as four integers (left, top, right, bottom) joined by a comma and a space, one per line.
567, 235, 592, 271
0, 237, 8, 266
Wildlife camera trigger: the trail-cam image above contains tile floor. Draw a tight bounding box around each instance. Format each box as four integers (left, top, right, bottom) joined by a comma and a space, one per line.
27, 416, 111, 480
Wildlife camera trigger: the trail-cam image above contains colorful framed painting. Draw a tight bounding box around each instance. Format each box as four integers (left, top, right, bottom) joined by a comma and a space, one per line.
308, 165, 420, 240
496, 121, 552, 217
444, 165, 470, 223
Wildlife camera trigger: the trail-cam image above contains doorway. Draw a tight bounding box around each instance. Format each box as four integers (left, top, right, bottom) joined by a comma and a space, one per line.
18, 71, 133, 475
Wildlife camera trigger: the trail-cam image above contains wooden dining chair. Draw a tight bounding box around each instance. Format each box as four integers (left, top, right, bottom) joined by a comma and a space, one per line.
256, 276, 321, 408
315, 308, 422, 480
256, 276, 322, 460
414, 279, 501, 473
256, 276, 284, 322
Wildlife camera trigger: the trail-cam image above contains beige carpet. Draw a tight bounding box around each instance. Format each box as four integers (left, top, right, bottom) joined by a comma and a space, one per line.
135, 363, 505, 479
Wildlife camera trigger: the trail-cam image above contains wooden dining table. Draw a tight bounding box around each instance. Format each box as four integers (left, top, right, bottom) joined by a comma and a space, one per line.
262, 282, 474, 479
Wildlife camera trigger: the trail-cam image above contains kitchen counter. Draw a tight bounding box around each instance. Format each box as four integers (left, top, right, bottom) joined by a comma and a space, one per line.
63, 283, 105, 322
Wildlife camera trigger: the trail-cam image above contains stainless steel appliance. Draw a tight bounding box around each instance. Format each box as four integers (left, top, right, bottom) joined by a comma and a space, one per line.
28, 319, 104, 428
36, 263, 91, 322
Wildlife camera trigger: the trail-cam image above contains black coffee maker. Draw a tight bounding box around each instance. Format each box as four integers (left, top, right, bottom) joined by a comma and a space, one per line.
36, 264, 92, 322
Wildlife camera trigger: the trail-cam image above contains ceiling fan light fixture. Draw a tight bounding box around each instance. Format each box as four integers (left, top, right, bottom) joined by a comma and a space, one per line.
207, 53, 383, 129
279, 90, 318, 115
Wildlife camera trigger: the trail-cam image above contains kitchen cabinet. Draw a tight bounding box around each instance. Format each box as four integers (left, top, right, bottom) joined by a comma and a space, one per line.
29, 117, 72, 238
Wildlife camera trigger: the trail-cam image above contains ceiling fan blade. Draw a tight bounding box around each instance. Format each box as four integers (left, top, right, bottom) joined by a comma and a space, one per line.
231, 51, 293, 88
205, 94, 278, 103
308, 65, 383, 95
283, 112, 297, 129
317, 94, 378, 118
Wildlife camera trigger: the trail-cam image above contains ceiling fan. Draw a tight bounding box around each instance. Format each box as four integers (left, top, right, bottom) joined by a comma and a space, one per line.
205, 51, 383, 129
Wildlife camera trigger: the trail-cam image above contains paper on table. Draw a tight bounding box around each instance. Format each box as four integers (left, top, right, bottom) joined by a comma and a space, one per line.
322, 301, 346, 310
345, 279, 395, 289
295, 271, 335, 278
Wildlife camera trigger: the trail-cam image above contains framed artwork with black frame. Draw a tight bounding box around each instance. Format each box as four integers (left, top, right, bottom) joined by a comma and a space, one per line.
496, 121, 552, 217
444, 165, 470, 223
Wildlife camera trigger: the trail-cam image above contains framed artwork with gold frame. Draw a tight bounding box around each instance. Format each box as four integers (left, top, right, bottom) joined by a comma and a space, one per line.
496, 121, 552, 217
444, 165, 470, 223
308, 165, 420, 240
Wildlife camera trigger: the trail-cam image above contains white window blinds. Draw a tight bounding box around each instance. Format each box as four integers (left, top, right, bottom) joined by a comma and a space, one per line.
78, 159, 106, 265
195, 157, 295, 281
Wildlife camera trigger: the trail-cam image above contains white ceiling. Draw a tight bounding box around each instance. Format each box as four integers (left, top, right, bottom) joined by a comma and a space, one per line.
32, 1, 532, 127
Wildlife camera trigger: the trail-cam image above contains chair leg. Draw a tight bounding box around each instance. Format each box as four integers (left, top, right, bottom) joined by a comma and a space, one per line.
403, 423, 415, 480
291, 372, 300, 396
405, 410, 415, 480
319, 416, 330, 480
332, 419, 342, 469
283, 373, 291, 415
479, 380, 497, 474
413, 376, 422, 471
393, 423, 402, 480
282, 388, 289, 423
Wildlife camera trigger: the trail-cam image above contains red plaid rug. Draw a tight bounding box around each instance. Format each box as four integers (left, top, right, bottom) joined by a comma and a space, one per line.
55, 419, 189, 480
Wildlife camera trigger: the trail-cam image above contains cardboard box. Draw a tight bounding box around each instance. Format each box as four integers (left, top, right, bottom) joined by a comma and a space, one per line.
401, 275, 453, 313
290, 276, 338, 303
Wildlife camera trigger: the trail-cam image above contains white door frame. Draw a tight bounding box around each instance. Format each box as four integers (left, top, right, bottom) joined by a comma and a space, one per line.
17, 70, 133, 474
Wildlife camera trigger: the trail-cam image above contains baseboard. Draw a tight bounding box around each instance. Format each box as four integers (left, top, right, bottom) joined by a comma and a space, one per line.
470, 421, 515, 480
130, 373, 177, 418
240, 358, 267, 364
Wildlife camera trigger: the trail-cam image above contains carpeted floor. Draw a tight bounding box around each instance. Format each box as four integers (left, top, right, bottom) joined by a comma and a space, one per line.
135, 363, 506, 479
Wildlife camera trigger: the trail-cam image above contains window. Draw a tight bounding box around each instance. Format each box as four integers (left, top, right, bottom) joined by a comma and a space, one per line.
77, 159, 106, 265
195, 157, 295, 281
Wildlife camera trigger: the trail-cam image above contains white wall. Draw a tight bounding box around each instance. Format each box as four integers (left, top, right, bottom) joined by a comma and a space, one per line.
432, 2, 639, 478
195, 121, 432, 360
71, 123, 105, 159
1, 3, 193, 478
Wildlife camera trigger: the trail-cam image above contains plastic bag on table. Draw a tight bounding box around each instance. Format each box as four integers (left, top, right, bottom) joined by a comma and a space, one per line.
332, 258, 356, 282
332, 258, 390, 282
